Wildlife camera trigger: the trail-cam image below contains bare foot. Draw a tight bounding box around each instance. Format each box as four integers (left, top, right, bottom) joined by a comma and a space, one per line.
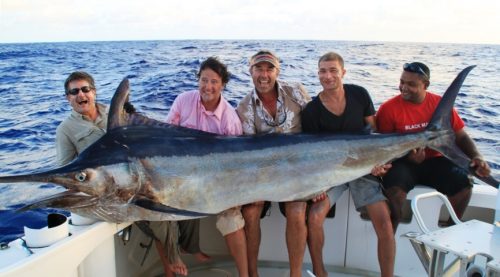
168, 259, 188, 276
180, 248, 211, 262
313, 269, 328, 277
193, 251, 211, 262
316, 271, 328, 277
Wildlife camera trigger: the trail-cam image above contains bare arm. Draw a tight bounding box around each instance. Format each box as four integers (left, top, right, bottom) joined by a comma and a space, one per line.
364, 115, 377, 132
455, 129, 491, 177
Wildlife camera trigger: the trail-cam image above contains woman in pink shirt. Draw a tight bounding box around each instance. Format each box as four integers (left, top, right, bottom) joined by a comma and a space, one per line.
166, 57, 247, 276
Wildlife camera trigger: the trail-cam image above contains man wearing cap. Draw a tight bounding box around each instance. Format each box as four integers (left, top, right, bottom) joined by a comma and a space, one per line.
236, 50, 311, 277
376, 62, 491, 231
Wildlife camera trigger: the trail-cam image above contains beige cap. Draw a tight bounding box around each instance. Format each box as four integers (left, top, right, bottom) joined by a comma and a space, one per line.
249, 51, 280, 69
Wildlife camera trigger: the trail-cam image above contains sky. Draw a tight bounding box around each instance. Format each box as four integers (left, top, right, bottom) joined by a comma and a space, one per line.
1, 0, 499, 44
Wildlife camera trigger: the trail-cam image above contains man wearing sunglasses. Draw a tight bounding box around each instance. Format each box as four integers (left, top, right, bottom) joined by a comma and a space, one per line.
56, 71, 184, 276
56, 71, 107, 165
376, 62, 491, 231
236, 50, 311, 277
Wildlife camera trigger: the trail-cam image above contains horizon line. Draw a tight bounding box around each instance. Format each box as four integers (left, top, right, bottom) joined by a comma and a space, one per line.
1, 38, 499, 46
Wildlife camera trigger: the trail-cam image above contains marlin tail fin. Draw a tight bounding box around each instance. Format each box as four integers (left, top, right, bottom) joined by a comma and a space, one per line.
425, 65, 498, 188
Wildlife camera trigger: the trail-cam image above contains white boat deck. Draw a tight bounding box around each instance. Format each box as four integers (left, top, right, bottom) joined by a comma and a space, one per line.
147, 255, 382, 277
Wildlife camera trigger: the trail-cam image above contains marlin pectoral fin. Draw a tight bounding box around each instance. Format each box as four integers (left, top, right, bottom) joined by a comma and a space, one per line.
16, 191, 98, 212
430, 142, 499, 188
132, 198, 213, 217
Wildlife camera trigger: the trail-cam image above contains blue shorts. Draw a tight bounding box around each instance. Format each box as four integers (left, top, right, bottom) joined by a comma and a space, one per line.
382, 156, 473, 196
327, 175, 386, 211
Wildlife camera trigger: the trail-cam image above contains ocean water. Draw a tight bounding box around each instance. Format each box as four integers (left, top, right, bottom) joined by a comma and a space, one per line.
0, 40, 498, 243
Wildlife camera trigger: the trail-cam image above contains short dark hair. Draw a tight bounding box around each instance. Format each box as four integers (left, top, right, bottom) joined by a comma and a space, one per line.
318, 52, 345, 68
64, 71, 95, 95
197, 57, 230, 85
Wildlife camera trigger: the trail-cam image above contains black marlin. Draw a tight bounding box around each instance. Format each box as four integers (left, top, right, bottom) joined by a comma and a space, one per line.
0, 65, 497, 222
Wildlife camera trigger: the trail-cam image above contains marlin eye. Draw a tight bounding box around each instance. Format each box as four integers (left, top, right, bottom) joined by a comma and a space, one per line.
75, 172, 87, 182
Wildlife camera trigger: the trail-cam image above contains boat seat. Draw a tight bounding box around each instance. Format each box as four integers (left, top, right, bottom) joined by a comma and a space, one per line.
487, 258, 500, 277
408, 191, 500, 277
258, 190, 351, 266
346, 184, 498, 276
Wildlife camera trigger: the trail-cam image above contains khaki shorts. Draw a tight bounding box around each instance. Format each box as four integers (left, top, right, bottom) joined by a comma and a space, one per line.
216, 206, 245, 236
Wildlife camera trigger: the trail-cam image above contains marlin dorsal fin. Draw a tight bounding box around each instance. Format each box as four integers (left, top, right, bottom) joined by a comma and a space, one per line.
107, 78, 130, 131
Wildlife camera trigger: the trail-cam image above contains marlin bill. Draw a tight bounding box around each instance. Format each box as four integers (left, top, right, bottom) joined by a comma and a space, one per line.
0, 65, 496, 222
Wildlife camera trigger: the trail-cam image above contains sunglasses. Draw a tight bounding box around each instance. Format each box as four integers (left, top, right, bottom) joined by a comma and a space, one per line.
67, 86, 93, 95
403, 63, 429, 79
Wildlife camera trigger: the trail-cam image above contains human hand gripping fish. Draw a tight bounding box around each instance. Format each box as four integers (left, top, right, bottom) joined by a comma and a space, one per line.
470, 155, 491, 177
312, 164, 393, 203
371, 164, 392, 177
407, 147, 426, 164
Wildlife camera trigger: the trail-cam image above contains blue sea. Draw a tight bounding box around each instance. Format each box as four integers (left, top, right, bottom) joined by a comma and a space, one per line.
0, 40, 498, 243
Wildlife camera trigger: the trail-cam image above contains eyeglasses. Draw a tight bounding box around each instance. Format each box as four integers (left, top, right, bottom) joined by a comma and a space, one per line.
67, 86, 93, 95
403, 63, 429, 79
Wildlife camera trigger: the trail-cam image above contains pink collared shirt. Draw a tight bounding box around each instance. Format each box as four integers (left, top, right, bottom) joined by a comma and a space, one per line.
166, 90, 243, 136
